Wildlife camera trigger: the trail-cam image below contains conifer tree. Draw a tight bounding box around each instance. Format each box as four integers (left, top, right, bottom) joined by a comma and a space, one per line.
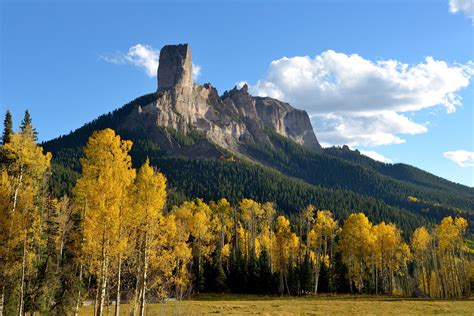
2, 111, 12, 145
20, 110, 38, 141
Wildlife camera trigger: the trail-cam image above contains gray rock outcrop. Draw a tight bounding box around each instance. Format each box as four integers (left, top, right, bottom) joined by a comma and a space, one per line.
124, 43, 322, 157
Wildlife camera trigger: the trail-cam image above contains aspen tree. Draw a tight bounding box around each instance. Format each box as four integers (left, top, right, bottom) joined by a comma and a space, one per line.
339, 213, 372, 293
73, 129, 135, 316
130, 159, 166, 314
0, 129, 51, 315
273, 215, 298, 295
309, 210, 338, 294
172, 199, 212, 292
239, 199, 263, 258
371, 222, 409, 294
410, 227, 432, 295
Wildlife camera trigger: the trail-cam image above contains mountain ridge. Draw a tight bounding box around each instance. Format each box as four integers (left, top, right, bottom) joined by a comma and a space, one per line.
42, 43, 474, 233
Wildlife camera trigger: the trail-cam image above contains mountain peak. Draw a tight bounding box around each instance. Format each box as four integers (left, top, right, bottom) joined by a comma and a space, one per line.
157, 43, 192, 91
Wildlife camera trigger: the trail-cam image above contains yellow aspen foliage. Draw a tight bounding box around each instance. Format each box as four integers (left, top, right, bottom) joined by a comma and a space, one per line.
273, 215, 299, 295
129, 159, 168, 312
371, 222, 409, 294
410, 227, 432, 294
0, 131, 51, 315
172, 199, 212, 291
209, 198, 233, 259
339, 213, 372, 293
72, 129, 135, 316
239, 199, 264, 257
434, 216, 469, 298
309, 210, 338, 294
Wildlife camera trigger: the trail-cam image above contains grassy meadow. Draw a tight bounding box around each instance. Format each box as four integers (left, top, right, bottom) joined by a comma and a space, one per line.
78, 294, 474, 315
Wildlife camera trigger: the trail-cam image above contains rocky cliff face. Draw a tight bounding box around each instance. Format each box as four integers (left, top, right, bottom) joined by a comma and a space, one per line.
123, 43, 322, 157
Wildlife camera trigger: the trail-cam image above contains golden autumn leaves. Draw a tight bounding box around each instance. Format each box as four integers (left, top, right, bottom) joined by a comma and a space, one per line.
0, 129, 51, 315
74, 129, 178, 315
1, 127, 471, 316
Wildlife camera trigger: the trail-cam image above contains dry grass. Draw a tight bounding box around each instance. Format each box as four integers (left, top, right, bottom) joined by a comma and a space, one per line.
79, 294, 474, 315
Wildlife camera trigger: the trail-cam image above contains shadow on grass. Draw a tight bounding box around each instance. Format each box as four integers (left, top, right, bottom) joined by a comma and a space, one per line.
191, 293, 474, 302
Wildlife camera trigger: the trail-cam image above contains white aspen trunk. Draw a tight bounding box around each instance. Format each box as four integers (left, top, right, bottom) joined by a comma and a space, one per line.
270, 229, 273, 274
97, 259, 108, 316
74, 264, 83, 316
314, 265, 320, 295
133, 236, 144, 316
115, 254, 122, 316
140, 235, 148, 316
97, 241, 108, 316
12, 167, 23, 214
18, 237, 27, 316
1, 285, 5, 316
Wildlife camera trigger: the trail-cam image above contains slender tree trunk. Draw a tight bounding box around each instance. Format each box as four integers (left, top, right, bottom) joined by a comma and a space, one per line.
12, 167, 23, 214
421, 261, 427, 294
97, 241, 108, 316
18, 237, 27, 316
315, 271, 320, 295
115, 254, 122, 316
375, 266, 378, 295
0, 285, 4, 316
358, 262, 363, 293
269, 230, 273, 274
93, 285, 99, 316
140, 235, 148, 316
74, 264, 83, 316
279, 272, 284, 295
314, 262, 320, 294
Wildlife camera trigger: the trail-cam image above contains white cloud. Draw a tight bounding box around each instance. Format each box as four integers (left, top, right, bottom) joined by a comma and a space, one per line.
248, 50, 472, 147
449, 0, 474, 20
443, 150, 474, 167
102, 44, 159, 77
360, 150, 392, 163
313, 111, 427, 147
236, 81, 248, 89
102, 44, 202, 80
192, 63, 202, 80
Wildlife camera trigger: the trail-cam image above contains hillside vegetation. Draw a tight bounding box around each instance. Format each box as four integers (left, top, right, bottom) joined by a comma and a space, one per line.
42, 93, 474, 234
1, 118, 473, 315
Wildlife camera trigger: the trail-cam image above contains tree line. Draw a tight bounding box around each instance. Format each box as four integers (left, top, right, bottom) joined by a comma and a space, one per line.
0, 113, 473, 315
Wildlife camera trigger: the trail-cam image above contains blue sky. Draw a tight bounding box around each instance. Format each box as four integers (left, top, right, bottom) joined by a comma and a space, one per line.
1, 0, 473, 186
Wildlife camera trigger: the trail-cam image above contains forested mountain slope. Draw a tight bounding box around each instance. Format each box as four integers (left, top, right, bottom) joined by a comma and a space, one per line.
42, 94, 474, 235
42, 43, 473, 235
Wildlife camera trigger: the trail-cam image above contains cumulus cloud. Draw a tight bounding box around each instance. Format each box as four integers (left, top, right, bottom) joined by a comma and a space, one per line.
102, 44, 202, 80
192, 64, 202, 80
313, 112, 427, 147
360, 150, 393, 163
443, 150, 474, 167
248, 50, 472, 147
449, 0, 474, 20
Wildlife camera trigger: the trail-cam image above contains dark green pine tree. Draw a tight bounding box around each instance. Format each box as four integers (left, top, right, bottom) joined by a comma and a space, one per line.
2, 110, 13, 144
247, 253, 259, 294
299, 254, 313, 294
257, 249, 274, 294
20, 110, 38, 141
203, 250, 227, 292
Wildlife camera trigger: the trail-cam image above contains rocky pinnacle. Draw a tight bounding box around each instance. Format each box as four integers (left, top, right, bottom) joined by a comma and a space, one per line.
157, 44, 193, 91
